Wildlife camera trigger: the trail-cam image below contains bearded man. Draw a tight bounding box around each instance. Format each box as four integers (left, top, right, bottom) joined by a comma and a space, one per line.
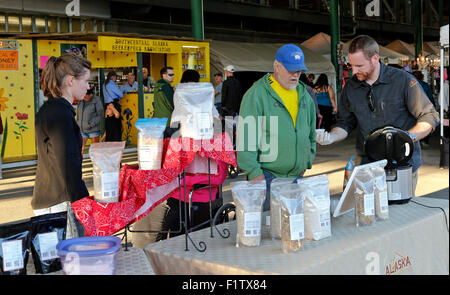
316, 35, 439, 193
236, 44, 317, 210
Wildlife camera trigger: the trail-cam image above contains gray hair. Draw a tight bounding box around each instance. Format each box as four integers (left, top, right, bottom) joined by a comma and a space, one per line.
348, 35, 379, 60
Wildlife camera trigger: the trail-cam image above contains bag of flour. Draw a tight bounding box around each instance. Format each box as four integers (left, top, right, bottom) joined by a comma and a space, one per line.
298, 175, 331, 241
135, 118, 167, 170
269, 178, 296, 240
354, 169, 375, 227
230, 181, 266, 247
274, 183, 305, 253
371, 166, 389, 221
89, 142, 126, 203
171, 82, 216, 140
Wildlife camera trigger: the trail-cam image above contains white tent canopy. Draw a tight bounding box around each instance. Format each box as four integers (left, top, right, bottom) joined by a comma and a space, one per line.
210, 40, 337, 90
301, 32, 409, 64
300, 32, 343, 60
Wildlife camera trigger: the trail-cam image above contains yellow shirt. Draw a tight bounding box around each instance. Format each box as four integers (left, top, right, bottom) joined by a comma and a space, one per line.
268, 75, 299, 127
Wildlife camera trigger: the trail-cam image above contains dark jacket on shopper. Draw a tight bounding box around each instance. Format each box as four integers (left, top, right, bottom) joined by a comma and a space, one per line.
32, 97, 89, 210
221, 75, 242, 114
153, 79, 175, 126
76, 95, 104, 134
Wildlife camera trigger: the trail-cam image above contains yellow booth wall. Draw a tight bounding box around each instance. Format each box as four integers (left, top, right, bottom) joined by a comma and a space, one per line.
0, 39, 36, 162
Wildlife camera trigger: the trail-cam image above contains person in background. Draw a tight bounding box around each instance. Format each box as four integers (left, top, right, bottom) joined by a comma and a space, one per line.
314, 73, 337, 131
76, 88, 104, 156
412, 70, 435, 148
120, 72, 138, 94
153, 66, 175, 127
300, 73, 322, 123
32, 53, 91, 238
102, 71, 123, 109
213, 73, 223, 108
307, 73, 315, 87
316, 35, 439, 194
237, 44, 317, 211
142, 67, 156, 91
221, 65, 242, 116
102, 102, 122, 142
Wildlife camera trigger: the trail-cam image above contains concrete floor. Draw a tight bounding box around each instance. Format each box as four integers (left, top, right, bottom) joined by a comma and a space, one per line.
0, 132, 448, 224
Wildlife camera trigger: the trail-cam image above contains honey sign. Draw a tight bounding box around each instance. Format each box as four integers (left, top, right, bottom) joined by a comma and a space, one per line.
0, 50, 19, 71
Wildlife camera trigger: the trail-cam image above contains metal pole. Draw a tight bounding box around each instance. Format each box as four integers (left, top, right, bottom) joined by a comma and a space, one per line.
439, 46, 445, 168
137, 53, 144, 118
413, 0, 423, 58
330, 0, 341, 94
191, 0, 204, 40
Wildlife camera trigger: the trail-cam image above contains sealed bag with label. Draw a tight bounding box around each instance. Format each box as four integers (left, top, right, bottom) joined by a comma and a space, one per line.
371, 166, 389, 220
171, 82, 217, 140
30, 212, 67, 274
89, 141, 126, 203
231, 180, 266, 247
272, 183, 305, 253
135, 118, 167, 170
354, 169, 375, 226
299, 175, 331, 241
269, 178, 296, 240
0, 219, 31, 275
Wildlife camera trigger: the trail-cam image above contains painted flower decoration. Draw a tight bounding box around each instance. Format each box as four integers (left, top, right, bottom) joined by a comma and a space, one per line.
0, 88, 9, 112
15, 112, 28, 120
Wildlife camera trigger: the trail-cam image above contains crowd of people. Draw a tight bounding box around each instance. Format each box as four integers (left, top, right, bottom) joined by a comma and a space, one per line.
24, 33, 448, 242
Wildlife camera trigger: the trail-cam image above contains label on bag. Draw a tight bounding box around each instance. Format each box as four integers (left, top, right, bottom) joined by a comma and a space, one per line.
320, 212, 331, 229
101, 172, 120, 201
289, 214, 305, 240
244, 212, 261, 236
197, 113, 212, 136
379, 192, 389, 213
2, 240, 24, 272
38, 232, 59, 261
364, 193, 375, 216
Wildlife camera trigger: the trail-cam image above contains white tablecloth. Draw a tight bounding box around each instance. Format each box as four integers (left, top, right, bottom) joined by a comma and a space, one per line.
144, 197, 449, 275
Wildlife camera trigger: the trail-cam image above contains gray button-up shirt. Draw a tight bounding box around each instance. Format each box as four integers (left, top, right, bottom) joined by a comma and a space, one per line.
335, 62, 439, 172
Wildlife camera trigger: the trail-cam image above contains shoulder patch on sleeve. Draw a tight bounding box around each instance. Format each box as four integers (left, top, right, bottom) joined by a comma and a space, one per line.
409, 79, 418, 88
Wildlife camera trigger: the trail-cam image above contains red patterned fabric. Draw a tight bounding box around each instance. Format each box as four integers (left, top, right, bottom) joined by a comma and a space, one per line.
71, 133, 236, 237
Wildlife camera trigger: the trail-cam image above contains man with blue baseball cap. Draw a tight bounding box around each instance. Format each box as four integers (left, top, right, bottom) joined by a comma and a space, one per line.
237, 44, 317, 210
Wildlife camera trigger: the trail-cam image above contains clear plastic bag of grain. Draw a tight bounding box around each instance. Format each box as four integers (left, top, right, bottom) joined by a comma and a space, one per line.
89, 141, 126, 203
269, 178, 296, 240
371, 165, 389, 221
135, 118, 168, 170
299, 175, 331, 241
273, 183, 305, 253
171, 82, 219, 140
354, 168, 375, 227
230, 180, 266, 247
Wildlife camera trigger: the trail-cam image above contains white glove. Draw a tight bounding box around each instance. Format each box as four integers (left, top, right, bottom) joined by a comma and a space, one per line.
316, 127, 348, 145
316, 130, 334, 145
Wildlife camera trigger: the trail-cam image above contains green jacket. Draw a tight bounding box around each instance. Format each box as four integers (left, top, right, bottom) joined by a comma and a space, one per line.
153, 79, 174, 126
236, 74, 316, 180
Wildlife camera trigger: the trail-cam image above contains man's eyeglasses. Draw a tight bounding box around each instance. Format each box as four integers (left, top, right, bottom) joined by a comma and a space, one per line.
168, 73, 175, 77
366, 87, 375, 112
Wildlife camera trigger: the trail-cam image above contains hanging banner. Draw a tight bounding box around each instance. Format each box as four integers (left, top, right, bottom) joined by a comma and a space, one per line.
98, 36, 181, 54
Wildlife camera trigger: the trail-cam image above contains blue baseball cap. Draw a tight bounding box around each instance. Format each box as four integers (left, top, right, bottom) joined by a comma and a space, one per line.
275, 44, 308, 72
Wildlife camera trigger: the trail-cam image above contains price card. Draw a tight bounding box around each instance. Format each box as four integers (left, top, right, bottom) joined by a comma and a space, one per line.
379, 192, 389, 213
2, 240, 24, 272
